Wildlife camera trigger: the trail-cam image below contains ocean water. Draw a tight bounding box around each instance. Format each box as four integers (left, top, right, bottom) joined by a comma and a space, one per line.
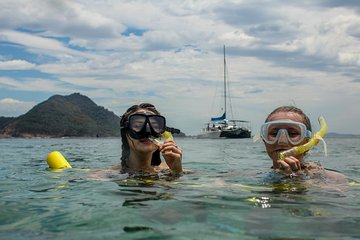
0, 137, 359, 239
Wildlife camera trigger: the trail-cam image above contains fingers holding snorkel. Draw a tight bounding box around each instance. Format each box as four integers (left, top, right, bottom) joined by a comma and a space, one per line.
277, 156, 302, 171
160, 140, 182, 154
148, 130, 182, 155
160, 141, 183, 174
148, 131, 182, 173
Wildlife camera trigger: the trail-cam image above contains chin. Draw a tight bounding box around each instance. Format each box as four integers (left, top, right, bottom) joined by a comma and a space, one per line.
269, 151, 280, 161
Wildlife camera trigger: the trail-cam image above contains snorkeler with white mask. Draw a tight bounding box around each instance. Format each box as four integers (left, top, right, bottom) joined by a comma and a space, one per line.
259, 106, 347, 184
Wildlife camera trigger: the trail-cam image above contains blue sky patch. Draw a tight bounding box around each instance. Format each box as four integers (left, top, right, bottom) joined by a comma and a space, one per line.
122, 27, 147, 36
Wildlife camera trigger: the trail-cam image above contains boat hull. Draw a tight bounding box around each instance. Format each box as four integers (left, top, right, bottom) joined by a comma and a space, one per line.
220, 128, 251, 138
197, 130, 222, 139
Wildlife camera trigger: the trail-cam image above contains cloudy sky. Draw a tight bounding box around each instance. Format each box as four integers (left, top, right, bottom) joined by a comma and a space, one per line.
1, 0, 360, 135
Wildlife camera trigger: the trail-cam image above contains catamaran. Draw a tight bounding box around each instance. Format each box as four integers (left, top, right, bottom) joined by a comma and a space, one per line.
198, 46, 251, 139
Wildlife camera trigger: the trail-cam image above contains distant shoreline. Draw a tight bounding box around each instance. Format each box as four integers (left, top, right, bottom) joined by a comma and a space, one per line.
0, 134, 187, 139
0, 135, 121, 139
1, 133, 359, 139
326, 132, 360, 138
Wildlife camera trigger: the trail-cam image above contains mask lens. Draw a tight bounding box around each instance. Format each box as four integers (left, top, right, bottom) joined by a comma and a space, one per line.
285, 126, 303, 144
148, 115, 165, 133
128, 115, 147, 132
261, 121, 307, 145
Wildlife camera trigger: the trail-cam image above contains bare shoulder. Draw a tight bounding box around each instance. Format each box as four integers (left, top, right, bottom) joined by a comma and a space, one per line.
324, 169, 348, 183
305, 162, 347, 183
302, 162, 349, 191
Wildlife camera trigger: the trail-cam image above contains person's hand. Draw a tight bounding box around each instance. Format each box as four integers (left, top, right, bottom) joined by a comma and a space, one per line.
276, 156, 302, 173
159, 140, 182, 174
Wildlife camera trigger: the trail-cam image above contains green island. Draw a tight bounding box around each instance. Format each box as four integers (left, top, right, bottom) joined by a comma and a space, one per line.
1, 93, 122, 138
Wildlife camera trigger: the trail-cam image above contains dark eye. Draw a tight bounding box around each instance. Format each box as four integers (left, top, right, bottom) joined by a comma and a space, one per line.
131, 120, 145, 131
288, 130, 300, 138
268, 130, 278, 137
150, 120, 160, 128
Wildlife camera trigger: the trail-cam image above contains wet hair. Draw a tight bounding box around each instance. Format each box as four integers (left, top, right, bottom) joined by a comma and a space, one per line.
265, 106, 312, 132
119, 103, 162, 169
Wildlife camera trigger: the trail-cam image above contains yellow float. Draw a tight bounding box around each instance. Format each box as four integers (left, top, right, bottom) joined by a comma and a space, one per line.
46, 151, 72, 169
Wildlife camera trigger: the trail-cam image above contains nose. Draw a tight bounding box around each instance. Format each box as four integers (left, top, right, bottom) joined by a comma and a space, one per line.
277, 130, 289, 144
145, 123, 151, 133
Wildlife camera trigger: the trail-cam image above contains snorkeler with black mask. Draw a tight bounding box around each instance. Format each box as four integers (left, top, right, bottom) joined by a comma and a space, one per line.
115, 103, 182, 174
89, 103, 182, 179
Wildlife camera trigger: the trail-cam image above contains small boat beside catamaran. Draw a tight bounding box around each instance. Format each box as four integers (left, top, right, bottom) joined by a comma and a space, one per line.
197, 46, 251, 139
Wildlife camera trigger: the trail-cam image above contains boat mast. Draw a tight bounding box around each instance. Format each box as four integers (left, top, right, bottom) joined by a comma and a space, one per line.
223, 45, 227, 119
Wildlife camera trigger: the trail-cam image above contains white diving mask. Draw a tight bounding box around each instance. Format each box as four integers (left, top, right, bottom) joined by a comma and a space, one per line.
260, 120, 311, 145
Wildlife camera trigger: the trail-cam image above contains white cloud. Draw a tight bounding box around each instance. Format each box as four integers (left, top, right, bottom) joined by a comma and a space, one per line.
0, 76, 77, 93
0, 98, 35, 117
0, 1, 359, 134
1, 30, 68, 52
0, 30, 92, 62
0, 98, 21, 104
219, 30, 258, 47
278, 7, 360, 66
0, 60, 35, 70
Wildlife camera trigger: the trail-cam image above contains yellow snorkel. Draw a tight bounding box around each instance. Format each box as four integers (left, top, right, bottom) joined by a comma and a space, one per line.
279, 116, 328, 160
149, 131, 174, 146
162, 131, 174, 141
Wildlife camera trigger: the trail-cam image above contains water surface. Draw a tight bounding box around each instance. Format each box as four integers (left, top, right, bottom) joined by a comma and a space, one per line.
0, 137, 359, 239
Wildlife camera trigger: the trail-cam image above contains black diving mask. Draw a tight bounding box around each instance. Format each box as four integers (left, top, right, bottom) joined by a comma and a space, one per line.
125, 113, 166, 139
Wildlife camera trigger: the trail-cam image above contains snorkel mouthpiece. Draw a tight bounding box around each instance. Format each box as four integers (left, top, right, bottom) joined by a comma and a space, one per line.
279, 116, 328, 160
149, 131, 174, 146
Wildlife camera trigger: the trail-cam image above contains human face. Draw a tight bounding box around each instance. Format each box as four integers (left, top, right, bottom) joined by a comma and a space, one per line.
126, 110, 159, 154
264, 111, 309, 162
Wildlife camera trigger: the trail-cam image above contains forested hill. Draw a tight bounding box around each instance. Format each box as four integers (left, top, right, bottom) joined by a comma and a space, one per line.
0, 93, 121, 137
